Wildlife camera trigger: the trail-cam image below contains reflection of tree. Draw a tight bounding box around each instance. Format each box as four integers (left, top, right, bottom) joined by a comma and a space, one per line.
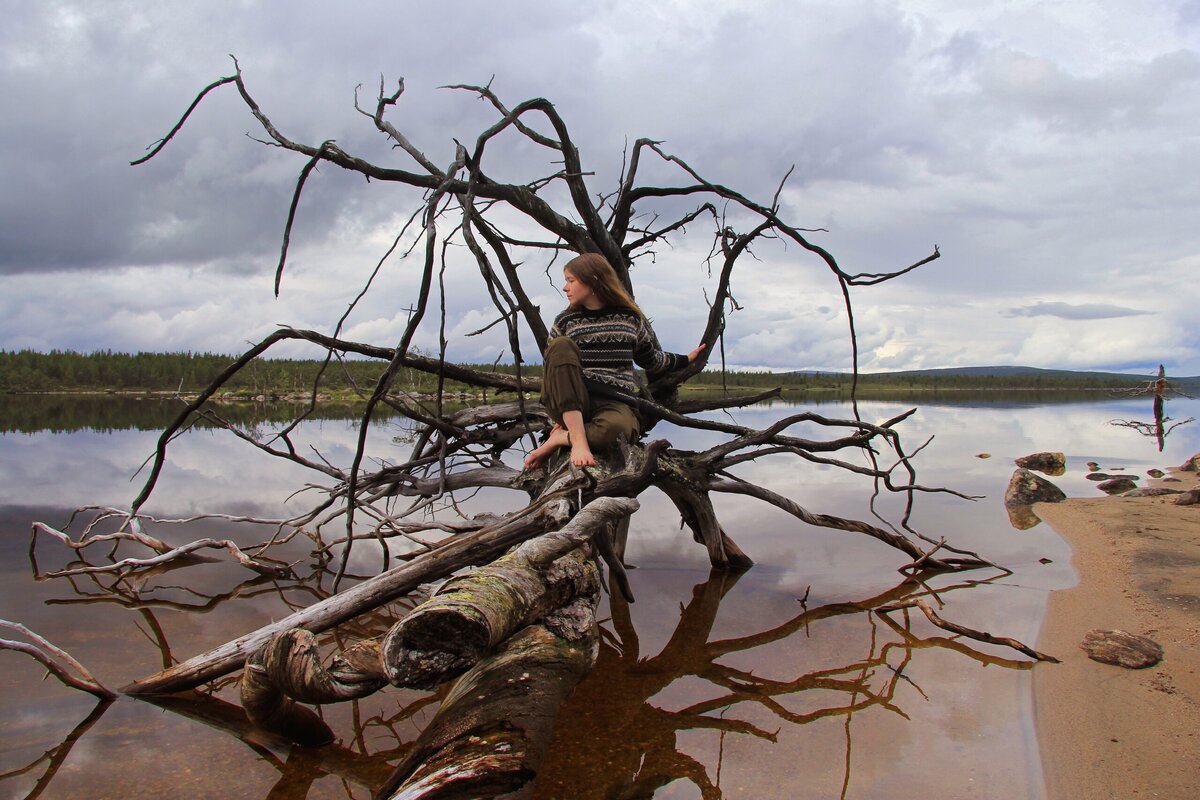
531, 569, 1029, 800
143, 691, 426, 799
1110, 365, 1195, 452
2, 561, 1045, 800
0, 700, 112, 800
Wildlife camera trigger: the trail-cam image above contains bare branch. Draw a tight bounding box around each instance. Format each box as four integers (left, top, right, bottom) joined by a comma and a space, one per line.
0, 620, 116, 699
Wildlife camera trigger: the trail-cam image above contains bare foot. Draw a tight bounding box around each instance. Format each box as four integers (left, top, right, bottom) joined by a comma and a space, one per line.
524, 427, 569, 470
523, 448, 547, 470
570, 439, 595, 467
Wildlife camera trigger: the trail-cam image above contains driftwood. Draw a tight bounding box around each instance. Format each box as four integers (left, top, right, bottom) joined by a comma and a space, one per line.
2, 65, 1073, 799
122, 489, 575, 695
238, 499, 629, 723
0, 620, 115, 700
236, 497, 627, 799
381, 502, 621, 689
378, 623, 598, 800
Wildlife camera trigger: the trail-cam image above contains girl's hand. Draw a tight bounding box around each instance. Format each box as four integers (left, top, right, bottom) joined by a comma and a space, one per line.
687, 343, 707, 363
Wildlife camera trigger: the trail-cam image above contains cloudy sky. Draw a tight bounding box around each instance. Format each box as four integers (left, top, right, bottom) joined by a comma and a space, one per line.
2, 0, 1198, 375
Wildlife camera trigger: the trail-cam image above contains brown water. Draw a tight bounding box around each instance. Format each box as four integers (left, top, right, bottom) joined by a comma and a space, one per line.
2, 394, 1196, 799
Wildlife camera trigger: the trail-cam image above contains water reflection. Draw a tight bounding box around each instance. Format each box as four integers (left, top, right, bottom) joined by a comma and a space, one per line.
3, 564, 1035, 800
1108, 399, 1195, 453
4, 394, 1199, 798
1006, 504, 1044, 531
533, 568, 1034, 799
0, 699, 113, 800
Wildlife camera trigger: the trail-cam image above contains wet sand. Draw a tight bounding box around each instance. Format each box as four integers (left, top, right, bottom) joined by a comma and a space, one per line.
1034, 467, 1200, 799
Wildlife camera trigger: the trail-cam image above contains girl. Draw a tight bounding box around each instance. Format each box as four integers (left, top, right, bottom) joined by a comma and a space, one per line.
524, 253, 706, 469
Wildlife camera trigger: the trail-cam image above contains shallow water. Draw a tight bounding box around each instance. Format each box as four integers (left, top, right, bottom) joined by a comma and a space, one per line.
1, 393, 1196, 799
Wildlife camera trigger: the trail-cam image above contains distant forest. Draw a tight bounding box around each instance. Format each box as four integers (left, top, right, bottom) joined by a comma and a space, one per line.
1, 349, 1194, 395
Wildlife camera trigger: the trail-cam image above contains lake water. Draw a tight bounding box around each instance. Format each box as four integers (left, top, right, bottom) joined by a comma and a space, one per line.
1, 392, 1196, 799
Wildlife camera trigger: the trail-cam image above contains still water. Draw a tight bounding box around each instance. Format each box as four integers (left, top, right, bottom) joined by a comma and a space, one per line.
1, 392, 1196, 799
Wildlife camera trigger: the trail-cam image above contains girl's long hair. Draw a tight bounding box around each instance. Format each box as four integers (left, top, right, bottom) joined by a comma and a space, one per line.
563, 253, 644, 318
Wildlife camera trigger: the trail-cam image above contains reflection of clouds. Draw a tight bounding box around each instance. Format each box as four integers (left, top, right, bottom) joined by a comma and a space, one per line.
10, 397, 1196, 796
6, 396, 1195, 539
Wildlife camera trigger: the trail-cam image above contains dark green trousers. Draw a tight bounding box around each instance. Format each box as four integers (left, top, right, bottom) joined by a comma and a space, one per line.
542, 337, 640, 451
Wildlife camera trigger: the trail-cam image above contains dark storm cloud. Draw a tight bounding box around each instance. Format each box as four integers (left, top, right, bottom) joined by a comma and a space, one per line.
0, 0, 609, 276
1005, 301, 1154, 320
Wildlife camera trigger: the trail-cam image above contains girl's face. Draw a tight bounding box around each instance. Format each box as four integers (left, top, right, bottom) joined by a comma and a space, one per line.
563, 269, 597, 308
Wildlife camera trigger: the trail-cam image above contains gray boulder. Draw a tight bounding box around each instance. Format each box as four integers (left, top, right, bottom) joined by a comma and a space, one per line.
1004, 468, 1067, 507
1015, 451, 1066, 476
1097, 477, 1138, 495
1086, 472, 1138, 482
1178, 452, 1200, 472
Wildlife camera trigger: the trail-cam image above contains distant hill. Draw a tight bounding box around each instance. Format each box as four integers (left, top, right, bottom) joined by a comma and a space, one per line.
787, 365, 1200, 391
3, 349, 1197, 395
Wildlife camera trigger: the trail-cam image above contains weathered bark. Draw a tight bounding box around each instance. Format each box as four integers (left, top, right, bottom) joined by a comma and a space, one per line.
240, 636, 339, 747
123, 495, 573, 695
655, 476, 753, 571
376, 623, 598, 800
239, 628, 390, 744
382, 499, 627, 688
237, 498, 629, 747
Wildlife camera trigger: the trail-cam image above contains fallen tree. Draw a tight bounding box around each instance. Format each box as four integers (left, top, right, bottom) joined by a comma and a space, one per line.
11, 61, 1065, 797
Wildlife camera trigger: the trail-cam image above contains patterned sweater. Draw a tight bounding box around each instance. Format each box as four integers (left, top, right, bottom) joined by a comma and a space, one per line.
550, 307, 688, 406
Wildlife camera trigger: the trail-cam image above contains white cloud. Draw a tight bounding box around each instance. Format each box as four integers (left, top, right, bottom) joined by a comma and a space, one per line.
2, 0, 1198, 374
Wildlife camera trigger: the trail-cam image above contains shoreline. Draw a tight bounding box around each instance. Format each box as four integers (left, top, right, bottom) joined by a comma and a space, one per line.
1033, 466, 1200, 799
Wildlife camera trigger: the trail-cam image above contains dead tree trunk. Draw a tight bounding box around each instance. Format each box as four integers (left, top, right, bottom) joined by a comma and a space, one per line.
236, 497, 628, 797
122, 491, 574, 695
237, 499, 629, 723
380, 503, 619, 689
377, 623, 598, 800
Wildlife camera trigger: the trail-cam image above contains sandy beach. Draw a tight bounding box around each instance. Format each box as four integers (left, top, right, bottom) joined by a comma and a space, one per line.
1034, 464, 1200, 799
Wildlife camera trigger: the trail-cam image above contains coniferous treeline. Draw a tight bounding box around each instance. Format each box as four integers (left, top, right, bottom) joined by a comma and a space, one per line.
0, 349, 541, 395
2, 348, 1194, 395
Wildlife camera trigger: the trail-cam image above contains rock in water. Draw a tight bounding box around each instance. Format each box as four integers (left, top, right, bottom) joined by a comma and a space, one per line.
1006, 504, 1043, 530
1146, 468, 1165, 478
1097, 477, 1138, 495
1081, 629, 1163, 669
1004, 468, 1067, 507
1015, 451, 1066, 475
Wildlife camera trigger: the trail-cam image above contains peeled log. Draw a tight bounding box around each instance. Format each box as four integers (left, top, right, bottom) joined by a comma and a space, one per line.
382, 497, 634, 689
378, 621, 598, 800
